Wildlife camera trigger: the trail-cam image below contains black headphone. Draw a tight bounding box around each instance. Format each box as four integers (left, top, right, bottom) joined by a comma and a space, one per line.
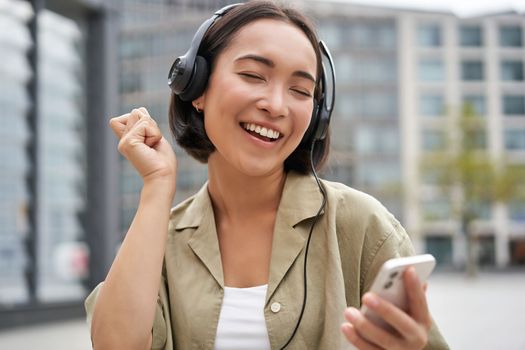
168, 3, 336, 146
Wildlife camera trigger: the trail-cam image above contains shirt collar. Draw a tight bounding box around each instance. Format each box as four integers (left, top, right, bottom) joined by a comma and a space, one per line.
174, 170, 325, 231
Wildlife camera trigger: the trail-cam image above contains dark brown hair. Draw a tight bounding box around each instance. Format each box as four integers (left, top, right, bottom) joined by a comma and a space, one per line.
168, 0, 330, 173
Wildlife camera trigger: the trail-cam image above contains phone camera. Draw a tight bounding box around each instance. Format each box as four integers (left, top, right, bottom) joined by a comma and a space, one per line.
383, 280, 393, 289
389, 271, 399, 279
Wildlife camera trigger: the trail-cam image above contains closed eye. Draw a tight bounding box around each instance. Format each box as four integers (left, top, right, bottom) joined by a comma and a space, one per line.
292, 88, 312, 98
238, 72, 265, 81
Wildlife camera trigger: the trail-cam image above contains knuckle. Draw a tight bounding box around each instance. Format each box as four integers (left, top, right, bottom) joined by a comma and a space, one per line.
117, 138, 129, 154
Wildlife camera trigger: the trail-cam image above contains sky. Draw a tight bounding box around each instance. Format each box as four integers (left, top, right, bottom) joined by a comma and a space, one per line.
332, 0, 525, 17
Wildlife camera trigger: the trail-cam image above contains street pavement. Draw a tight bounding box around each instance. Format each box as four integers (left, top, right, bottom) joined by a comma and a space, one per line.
0, 271, 523, 349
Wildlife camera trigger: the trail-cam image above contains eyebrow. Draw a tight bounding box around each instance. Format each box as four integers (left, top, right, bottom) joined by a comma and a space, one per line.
234, 54, 316, 83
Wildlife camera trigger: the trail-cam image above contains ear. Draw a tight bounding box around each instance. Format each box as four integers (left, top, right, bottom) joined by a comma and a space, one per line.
192, 94, 206, 111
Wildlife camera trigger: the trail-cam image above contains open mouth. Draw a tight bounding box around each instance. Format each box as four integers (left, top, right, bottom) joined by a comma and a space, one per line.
240, 122, 282, 143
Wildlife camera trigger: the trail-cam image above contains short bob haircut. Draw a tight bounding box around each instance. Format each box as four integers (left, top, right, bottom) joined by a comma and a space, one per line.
168, 0, 330, 174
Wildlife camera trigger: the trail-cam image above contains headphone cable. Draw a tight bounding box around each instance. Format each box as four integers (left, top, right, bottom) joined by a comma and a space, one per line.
279, 140, 327, 349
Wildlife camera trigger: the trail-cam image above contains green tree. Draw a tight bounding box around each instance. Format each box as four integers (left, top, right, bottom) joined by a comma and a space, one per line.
420, 103, 525, 276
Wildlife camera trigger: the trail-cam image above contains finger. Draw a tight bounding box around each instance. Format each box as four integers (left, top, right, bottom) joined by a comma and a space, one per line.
362, 292, 421, 340
109, 113, 130, 138
126, 117, 162, 148
344, 307, 399, 349
404, 267, 431, 327
423, 282, 428, 293
341, 322, 382, 350
125, 109, 143, 134
137, 106, 151, 118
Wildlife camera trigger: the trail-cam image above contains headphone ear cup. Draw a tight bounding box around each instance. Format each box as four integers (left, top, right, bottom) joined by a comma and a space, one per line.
301, 102, 320, 145
179, 56, 209, 102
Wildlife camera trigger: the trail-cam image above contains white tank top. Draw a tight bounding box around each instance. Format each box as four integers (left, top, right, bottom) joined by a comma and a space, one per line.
214, 284, 271, 350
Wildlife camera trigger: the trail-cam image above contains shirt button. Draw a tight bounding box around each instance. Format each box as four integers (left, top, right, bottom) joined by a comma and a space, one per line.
270, 302, 281, 313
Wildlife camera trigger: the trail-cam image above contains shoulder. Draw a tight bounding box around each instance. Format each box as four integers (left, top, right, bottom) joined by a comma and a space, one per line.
319, 177, 412, 260
320, 177, 402, 233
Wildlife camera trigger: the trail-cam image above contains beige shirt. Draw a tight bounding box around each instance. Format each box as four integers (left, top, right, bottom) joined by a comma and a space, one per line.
85, 171, 449, 350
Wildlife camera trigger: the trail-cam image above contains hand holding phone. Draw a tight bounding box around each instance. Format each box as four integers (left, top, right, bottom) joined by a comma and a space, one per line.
360, 254, 436, 332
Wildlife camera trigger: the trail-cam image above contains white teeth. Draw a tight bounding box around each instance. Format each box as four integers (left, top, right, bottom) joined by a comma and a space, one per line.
242, 123, 280, 139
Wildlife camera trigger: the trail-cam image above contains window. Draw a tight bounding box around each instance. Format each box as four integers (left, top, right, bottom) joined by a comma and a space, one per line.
422, 198, 451, 221
420, 94, 444, 116
463, 95, 486, 116
500, 26, 522, 47
346, 92, 397, 119
418, 24, 441, 47
425, 236, 453, 266
505, 129, 525, 150
356, 161, 400, 190
503, 95, 525, 115
509, 239, 525, 265
419, 59, 444, 81
501, 60, 524, 81
422, 130, 446, 151
478, 236, 496, 266
460, 25, 482, 46
461, 61, 484, 81
355, 126, 399, 155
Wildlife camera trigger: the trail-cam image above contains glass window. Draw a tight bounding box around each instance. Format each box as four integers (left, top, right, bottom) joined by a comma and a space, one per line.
503, 95, 525, 115
419, 59, 444, 81
509, 239, 525, 265
509, 201, 525, 221
499, 26, 523, 47
418, 24, 441, 47
501, 60, 524, 81
422, 130, 446, 151
425, 236, 453, 266
346, 92, 398, 119
461, 61, 484, 81
505, 129, 525, 150
420, 94, 444, 116
463, 95, 486, 116
356, 161, 400, 190
355, 126, 399, 155
422, 198, 451, 221
0, 1, 32, 306
37, 10, 88, 302
460, 25, 482, 46
478, 236, 496, 266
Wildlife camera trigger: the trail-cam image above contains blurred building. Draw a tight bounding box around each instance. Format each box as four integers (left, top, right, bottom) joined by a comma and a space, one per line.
0, 0, 118, 329
1, 0, 523, 331
113, 0, 525, 270
302, 0, 525, 268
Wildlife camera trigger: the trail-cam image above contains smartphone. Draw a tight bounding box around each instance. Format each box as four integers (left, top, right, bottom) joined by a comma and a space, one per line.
360, 254, 436, 332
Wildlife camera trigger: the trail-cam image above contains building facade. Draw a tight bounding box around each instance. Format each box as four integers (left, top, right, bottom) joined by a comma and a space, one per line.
303, 0, 525, 268
0, 0, 118, 328
115, 0, 525, 268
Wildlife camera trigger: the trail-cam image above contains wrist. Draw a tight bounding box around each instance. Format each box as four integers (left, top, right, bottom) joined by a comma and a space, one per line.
141, 177, 176, 203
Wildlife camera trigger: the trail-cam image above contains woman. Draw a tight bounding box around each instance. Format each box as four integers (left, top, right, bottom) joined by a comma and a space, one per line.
86, 1, 449, 349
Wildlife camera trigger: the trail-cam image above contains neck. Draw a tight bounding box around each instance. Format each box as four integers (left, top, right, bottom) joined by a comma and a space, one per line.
207, 155, 286, 223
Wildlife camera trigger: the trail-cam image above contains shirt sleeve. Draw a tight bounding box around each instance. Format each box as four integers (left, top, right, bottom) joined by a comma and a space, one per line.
84, 279, 171, 350
362, 222, 450, 350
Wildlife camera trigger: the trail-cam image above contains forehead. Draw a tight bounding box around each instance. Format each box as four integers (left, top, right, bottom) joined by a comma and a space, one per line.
218, 19, 317, 74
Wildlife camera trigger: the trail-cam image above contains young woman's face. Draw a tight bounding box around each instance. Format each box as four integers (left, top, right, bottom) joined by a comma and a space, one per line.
196, 19, 317, 177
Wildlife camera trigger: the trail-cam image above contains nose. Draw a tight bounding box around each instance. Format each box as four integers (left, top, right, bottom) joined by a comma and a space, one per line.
256, 84, 288, 118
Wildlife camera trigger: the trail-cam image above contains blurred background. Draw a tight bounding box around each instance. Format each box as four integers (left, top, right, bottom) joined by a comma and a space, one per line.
0, 0, 524, 348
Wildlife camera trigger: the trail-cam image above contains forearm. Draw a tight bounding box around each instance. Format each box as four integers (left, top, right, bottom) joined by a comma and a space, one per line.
91, 182, 174, 349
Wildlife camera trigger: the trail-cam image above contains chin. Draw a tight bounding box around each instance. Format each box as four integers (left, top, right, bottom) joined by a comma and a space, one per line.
235, 158, 284, 178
